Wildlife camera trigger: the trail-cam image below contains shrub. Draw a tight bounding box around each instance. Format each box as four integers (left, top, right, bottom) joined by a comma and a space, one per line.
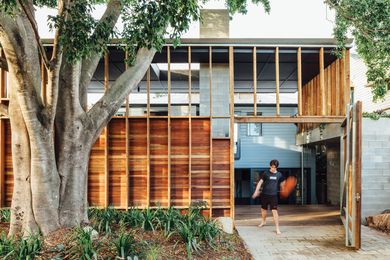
141, 208, 159, 232
14, 234, 42, 260
68, 227, 99, 260
0, 209, 10, 223
0, 232, 14, 258
175, 201, 222, 259
113, 233, 137, 259
121, 208, 144, 228
156, 207, 182, 238
89, 207, 120, 235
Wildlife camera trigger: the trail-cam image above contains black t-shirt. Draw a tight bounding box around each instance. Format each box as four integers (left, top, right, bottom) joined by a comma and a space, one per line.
260, 170, 285, 196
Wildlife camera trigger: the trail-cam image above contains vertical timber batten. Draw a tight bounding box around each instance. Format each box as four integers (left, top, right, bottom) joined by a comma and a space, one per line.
188, 46, 192, 207
0, 49, 5, 208
275, 47, 280, 116
41, 57, 47, 105
229, 46, 234, 219
125, 51, 129, 210
345, 49, 351, 110
320, 48, 326, 115
253, 47, 257, 116
167, 46, 171, 208
104, 52, 109, 208
297, 47, 302, 116
147, 67, 151, 207
209, 46, 213, 216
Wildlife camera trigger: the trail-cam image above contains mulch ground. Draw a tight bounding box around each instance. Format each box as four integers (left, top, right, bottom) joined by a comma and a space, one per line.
0, 222, 253, 260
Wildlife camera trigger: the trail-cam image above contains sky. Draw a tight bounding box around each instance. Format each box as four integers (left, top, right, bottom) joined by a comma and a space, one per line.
36, 0, 338, 39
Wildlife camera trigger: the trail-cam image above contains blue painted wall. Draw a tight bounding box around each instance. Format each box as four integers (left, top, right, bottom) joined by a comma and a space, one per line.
234, 106, 301, 169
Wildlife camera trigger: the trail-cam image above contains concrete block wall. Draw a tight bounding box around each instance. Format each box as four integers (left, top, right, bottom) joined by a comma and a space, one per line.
326, 142, 340, 206
361, 118, 390, 220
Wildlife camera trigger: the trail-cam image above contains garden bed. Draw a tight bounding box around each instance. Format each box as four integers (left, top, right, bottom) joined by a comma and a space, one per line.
0, 206, 252, 259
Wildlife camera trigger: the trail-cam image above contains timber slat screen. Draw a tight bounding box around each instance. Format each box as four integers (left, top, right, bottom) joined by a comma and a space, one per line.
0, 44, 351, 219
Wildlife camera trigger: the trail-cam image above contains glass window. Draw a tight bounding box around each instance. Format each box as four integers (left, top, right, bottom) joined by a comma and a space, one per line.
247, 123, 262, 136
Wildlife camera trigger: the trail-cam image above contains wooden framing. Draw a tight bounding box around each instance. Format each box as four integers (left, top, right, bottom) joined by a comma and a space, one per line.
104, 52, 109, 208
297, 47, 302, 116
41, 57, 47, 105
300, 50, 351, 132
319, 48, 325, 116
253, 47, 257, 116
0, 44, 352, 220
188, 46, 192, 207
125, 52, 129, 210
229, 46, 235, 219
0, 49, 5, 208
146, 68, 151, 207
275, 47, 280, 116
167, 46, 172, 208
209, 46, 213, 217
235, 116, 345, 123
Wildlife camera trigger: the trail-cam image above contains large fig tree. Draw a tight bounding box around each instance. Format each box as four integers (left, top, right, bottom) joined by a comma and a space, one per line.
0, 0, 270, 236
326, 0, 390, 101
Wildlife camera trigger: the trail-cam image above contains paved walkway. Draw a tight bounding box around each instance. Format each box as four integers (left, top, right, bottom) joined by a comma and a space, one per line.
235, 205, 390, 259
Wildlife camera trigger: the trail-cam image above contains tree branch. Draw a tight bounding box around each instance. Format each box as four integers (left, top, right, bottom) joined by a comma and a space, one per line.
46, 0, 69, 124
0, 57, 8, 71
0, 10, 45, 128
16, 0, 51, 70
79, 0, 123, 111
0, 103, 8, 116
88, 48, 156, 140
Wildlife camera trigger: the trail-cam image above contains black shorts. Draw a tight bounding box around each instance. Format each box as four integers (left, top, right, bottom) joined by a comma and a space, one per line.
260, 194, 278, 210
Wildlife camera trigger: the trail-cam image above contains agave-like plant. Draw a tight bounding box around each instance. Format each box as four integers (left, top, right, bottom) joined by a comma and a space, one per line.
113, 233, 137, 259
0, 209, 10, 223
68, 227, 99, 260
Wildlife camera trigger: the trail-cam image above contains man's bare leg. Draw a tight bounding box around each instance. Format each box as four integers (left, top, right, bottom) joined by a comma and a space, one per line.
271, 209, 281, 234
258, 208, 267, 227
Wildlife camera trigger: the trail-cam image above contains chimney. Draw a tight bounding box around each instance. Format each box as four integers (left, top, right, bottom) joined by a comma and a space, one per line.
200, 9, 229, 38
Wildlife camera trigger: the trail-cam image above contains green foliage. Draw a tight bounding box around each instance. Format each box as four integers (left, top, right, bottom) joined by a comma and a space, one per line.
141, 207, 160, 231
226, 0, 270, 15
362, 111, 390, 120
141, 242, 163, 260
14, 234, 42, 260
121, 207, 144, 228
0, 208, 10, 222
176, 201, 221, 259
69, 227, 99, 260
0, 232, 14, 258
88, 207, 121, 234
2, 0, 270, 66
48, 0, 116, 64
0, 233, 42, 260
326, 0, 390, 101
113, 233, 136, 258
156, 206, 182, 238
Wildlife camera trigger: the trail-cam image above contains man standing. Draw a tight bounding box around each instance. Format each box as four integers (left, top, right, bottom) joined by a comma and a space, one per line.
252, 159, 285, 235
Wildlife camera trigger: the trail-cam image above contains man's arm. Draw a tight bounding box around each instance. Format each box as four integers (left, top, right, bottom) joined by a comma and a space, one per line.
252, 179, 264, 199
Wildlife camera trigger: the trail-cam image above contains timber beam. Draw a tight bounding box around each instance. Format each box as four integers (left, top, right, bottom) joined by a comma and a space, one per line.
235, 116, 345, 124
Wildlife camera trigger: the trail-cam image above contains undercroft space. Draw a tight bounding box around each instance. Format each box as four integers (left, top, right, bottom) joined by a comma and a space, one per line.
235, 205, 340, 226
235, 205, 390, 259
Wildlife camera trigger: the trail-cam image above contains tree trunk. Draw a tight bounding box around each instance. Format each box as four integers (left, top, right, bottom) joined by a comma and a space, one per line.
8, 84, 39, 237
56, 125, 93, 227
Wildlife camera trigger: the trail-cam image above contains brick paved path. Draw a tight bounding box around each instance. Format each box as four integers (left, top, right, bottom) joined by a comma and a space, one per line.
236, 205, 390, 259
